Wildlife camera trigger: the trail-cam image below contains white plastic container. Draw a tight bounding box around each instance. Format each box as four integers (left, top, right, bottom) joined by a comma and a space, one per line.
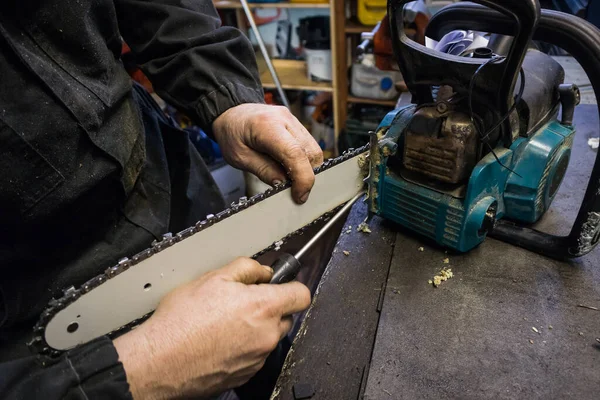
305, 48, 332, 82
311, 119, 335, 152
351, 64, 403, 100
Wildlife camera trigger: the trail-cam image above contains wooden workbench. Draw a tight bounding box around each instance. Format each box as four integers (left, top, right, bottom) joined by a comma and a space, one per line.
271, 105, 600, 400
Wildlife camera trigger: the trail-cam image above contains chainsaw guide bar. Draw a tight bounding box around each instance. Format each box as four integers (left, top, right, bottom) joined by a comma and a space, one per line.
30, 144, 370, 362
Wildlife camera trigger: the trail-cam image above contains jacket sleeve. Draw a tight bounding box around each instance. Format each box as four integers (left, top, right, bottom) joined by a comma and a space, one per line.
114, 0, 266, 136
0, 336, 132, 400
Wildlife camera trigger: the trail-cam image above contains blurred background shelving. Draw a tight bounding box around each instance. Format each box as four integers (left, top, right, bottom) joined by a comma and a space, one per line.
213, 0, 459, 157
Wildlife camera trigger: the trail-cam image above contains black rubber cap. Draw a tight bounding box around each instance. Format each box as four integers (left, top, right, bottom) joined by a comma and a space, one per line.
270, 253, 302, 284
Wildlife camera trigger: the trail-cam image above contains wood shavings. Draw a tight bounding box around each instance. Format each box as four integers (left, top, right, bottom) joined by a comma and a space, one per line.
443, 258, 450, 264
345, 225, 352, 234
596, 338, 600, 344
429, 267, 454, 287
532, 327, 539, 334
548, 325, 553, 330
357, 154, 368, 169
529, 339, 534, 344
357, 222, 371, 234
418, 247, 424, 252
579, 332, 584, 336
343, 251, 350, 256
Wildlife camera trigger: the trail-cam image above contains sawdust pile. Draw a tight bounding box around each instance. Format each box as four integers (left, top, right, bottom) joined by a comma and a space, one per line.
428, 267, 454, 287
357, 222, 371, 234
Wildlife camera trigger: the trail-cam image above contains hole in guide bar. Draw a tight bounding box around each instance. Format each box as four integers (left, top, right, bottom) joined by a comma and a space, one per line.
67, 322, 79, 333
144, 283, 152, 291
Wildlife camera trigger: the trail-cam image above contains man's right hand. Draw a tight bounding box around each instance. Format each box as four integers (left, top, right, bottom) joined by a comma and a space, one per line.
113, 257, 311, 399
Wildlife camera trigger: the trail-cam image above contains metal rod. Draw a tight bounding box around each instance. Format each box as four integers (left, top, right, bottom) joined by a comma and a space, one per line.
294, 191, 365, 260
238, 0, 290, 109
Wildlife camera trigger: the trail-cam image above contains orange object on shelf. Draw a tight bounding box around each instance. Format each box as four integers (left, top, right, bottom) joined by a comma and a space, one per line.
371, 13, 428, 71
264, 92, 275, 104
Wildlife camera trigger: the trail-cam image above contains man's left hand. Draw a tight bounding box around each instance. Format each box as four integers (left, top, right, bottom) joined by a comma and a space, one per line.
212, 104, 324, 204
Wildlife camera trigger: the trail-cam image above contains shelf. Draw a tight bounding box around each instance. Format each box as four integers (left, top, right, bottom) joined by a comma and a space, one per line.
345, 20, 376, 34
213, 1, 330, 9
347, 96, 397, 107
259, 59, 333, 92
345, 19, 417, 36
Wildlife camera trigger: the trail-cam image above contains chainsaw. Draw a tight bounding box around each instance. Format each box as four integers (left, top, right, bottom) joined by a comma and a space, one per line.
31, 0, 600, 361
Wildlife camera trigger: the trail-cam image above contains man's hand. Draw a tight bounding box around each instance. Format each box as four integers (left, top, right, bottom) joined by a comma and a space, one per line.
212, 104, 324, 204
114, 258, 311, 400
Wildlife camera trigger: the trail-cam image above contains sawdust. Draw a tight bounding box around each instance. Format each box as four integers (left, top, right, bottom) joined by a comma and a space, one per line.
429, 267, 454, 288
418, 247, 424, 252
443, 258, 450, 264
532, 327, 539, 334
343, 251, 350, 256
357, 222, 371, 234
529, 339, 534, 344
357, 154, 368, 169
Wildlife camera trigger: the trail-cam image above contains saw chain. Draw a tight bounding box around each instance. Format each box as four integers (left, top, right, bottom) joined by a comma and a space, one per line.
29, 144, 370, 363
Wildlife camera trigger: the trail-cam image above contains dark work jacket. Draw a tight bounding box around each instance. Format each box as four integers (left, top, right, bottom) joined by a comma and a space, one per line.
0, 0, 264, 398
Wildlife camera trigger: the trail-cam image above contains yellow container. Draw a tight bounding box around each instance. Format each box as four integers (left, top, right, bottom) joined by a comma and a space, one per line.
357, 0, 387, 26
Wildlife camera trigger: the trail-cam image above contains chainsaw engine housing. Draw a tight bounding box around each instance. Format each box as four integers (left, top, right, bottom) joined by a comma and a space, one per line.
368, 48, 577, 252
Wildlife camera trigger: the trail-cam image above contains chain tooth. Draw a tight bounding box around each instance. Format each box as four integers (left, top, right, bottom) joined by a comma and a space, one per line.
29, 336, 43, 345
205, 214, 216, 227
195, 220, 207, 230
177, 227, 195, 240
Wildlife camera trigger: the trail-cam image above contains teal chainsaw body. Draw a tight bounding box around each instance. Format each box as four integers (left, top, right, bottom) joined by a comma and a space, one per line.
363, 0, 600, 258
369, 105, 575, 253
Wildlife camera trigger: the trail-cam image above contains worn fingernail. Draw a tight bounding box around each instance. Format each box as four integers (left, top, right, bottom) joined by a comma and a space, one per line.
300, 191, 310, 203
272, 180, 282, 186
263, 265, 274, 274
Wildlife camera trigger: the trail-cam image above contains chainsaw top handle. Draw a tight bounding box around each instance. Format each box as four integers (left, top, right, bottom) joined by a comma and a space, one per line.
424, 4, 600, 259
388, 0, 540, 140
